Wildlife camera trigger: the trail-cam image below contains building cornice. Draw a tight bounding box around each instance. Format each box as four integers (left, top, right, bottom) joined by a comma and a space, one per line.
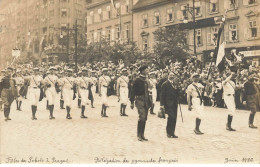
132, 1, 172, 12
86, 0, 110, 10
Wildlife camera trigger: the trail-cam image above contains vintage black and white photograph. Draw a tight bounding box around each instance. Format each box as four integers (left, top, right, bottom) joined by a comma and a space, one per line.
0, 0, 259, 165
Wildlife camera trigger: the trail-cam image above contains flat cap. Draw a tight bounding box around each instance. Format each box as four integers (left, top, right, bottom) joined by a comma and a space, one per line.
191, 73, 200, 78
139, 65, 148, 72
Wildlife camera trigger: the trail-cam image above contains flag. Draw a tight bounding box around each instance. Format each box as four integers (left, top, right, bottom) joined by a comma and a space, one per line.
215, 20, 226, 73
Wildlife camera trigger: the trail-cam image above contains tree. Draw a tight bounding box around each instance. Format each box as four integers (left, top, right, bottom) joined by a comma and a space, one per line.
153, 25, 190, 67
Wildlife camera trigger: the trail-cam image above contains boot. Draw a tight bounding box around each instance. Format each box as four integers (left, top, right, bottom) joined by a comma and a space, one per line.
66, 106, 72, 119
226, 115, 236, 131
103, 105, 108, 117
46, 101, 49, 110
137, 121, 143, 141
49, 105, 55, 120
31, 105, 37, 120
81, 105, 87, 118
194, 118, 204, 135
101, 104, 104, 117
16, 100, 19, 110
4, 107, 11, 121
150, 104, 156, 115
60, 100, 65, 109
78, 99, 81, 108
122, 105, 128, 116
141, 121, 148, 141
120, 104, 123, 116
18, 101, 22, 111
91, 99, 95, 108
249, 113, 257, 129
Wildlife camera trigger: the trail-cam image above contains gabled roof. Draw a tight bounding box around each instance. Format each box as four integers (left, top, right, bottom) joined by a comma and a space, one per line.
133, 0, 172, 12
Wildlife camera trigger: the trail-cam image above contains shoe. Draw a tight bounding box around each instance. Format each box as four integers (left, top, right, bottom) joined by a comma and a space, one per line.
5, 118, 8, 121
122, 114, 128, 117
194, 129, 204, 135
226, 124, 236, 131
32, 117, 37, 120
60, 107, 65, 109
7, 117, 11, 120
49, 116, 55, 120
81, 115, 88, 119
141, 136, 148, 141
91, 106, 95, 108
103, 115, 108, 117
150, 112, 156, 115
120, 113, 123, 116
249, 124, 258, 129
137, 136, 143, 141
66, 115, 72, 119
167, 134, 178, 138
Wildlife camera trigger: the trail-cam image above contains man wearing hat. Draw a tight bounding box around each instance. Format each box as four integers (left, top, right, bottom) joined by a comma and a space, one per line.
148, 71, 157, 115
77, 71, 83, 108
186, 73, 205, 135
116, 68, 129, 116
0, 67, 17, 121
222, 71, 237, 131
99, 68, 111, 117
244, 74, 259, 129
130, 65, 151, 141
14, 69, 24, 111
43, 66, 59, 119
156, 70, 168, 101
58, 68, 77, 119
77, 68, 89, 118
59, 70, 65, 110
24, 67, 43, 120
89, 70, 97, 108
0, 69, 6, 112
160, 72, 180, 138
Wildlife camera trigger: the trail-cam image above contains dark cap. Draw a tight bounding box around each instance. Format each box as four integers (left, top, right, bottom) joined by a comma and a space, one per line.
139, 65, 148, 73
7, 67, 13, 71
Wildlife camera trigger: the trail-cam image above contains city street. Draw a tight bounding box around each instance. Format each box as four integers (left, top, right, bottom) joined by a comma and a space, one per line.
0, 94, 259, 164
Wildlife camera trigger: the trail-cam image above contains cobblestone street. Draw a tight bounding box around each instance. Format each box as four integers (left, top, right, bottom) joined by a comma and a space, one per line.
0, 95, 259, 164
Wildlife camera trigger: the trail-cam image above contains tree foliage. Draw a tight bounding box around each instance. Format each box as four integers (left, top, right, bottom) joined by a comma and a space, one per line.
153, 26, 190, 67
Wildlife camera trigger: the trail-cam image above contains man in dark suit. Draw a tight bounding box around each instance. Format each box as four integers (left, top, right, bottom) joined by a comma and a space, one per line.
130, 65, 151, 141
156, 70, 168, 101
160, 72, 180, 138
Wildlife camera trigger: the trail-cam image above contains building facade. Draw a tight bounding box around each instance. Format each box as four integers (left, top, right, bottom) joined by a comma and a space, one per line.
86, 0, 137, 44
0, 0, 87, 67
132, 0, 260, 64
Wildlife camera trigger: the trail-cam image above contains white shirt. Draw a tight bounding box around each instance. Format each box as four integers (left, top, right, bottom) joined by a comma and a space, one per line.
117, 75, 129, 88
99, 75, 111, 87
186, 82, 204, 98
222, 80, 235, 95
27, 75, 42, 88
59, 77, 75, 89
43, 74, 58, 87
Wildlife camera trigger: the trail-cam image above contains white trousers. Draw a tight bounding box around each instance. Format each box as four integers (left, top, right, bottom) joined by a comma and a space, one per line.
192, 97, 204, 120
28, 88, 40, 106
120, 87, 128, 105
101, 86, 108, 106
224, 94, 236, 116
151, 88, 157, 104
63, 88, 74, 108
45, 87, 57, 105
80, 88, 89, 106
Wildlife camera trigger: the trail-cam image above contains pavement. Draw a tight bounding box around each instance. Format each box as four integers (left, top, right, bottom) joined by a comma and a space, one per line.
0, 93, 259, 164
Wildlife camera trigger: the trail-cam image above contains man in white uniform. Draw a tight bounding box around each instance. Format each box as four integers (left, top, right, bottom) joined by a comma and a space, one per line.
14, 70, 24, 111
26, 67, 43, 120
59, 69, 76, 119
77, 68, 89, 118
222, 71, 236, 131
99, 68, 111, 117
116, 68, 129, 116
43, 67, 59, 120
186, 73, 205, 135
89, 70, 97, 108
148, 71, 157, 115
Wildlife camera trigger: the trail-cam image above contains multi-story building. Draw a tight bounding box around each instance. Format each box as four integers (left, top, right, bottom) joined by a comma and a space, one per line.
0, 0, 87, 67
86, 0, 137, 44
132, 0, 260, 64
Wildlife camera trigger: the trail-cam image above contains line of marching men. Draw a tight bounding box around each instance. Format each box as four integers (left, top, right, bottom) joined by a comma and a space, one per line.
0, 65, 259, 142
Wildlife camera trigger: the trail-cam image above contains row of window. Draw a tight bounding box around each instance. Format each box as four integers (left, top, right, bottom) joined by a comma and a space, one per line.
141, 0, 258, 28
87, 1, 130, 24
89, 24, 130, 43
141, 20, 258, 51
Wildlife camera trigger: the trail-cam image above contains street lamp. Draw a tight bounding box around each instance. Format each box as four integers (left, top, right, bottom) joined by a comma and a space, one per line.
183, 0, 198, 57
